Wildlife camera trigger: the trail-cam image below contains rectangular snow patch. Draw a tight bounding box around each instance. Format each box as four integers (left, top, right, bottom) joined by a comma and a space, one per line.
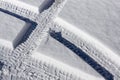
0, 10, 37, 49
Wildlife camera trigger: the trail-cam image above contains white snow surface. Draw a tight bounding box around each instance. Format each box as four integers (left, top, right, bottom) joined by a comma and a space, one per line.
59, 0, 120, 56
0, 11, 29, 48
3, 0, 39, 13
0, 0, 119, 80
37, 34, 104, 78
32, 52, 105, 80
19, 0, 45, 7
54, 17, 120, 66
18, 0, 55, 13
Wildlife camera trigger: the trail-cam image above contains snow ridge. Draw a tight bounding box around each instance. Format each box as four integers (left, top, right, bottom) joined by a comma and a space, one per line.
50, 18, 120, 79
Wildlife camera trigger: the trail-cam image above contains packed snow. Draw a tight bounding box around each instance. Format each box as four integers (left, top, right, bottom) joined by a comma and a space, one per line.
0, 0, 119, 80
59, 0, 120, 56
0, 11, 28, 48
37, 33, 105, 79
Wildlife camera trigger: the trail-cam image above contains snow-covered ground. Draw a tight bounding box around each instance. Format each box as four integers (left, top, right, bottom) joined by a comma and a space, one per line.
59, 0, 120, 55
37, 34, 105, 79
19, 0, 45, 7
19, 0, 55, 13
2, 0, 39, 13
0, 0, 119, 80
0, 11, 28, 49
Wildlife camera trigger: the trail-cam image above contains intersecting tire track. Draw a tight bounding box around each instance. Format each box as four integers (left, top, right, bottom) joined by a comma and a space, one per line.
0, 0, 119, 80
0, 0, 84, 80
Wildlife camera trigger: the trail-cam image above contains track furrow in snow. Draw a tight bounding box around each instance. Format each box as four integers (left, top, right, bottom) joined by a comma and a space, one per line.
53, 17, 120, 78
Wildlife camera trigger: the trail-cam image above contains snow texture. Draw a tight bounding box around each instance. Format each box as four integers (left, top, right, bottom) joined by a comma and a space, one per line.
0, 0, 119, 80
59, 0, 120, 56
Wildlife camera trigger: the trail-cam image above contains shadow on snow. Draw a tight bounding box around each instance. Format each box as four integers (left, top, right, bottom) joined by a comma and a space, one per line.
50, 30, 113, 80
0, 8, 37, 48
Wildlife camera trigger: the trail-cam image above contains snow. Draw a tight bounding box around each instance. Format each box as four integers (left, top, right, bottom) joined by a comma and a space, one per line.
37, 33, 105, 79
59, 0, 120, 56
54, 17, 120, 66
19, 0, 46, 7
32, 52, 105, 80
0, 11, 29, 48
3, 0, 39, 14
18, 0, 55, 13
0, 39, 13, 49
0, 0, 118, 79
